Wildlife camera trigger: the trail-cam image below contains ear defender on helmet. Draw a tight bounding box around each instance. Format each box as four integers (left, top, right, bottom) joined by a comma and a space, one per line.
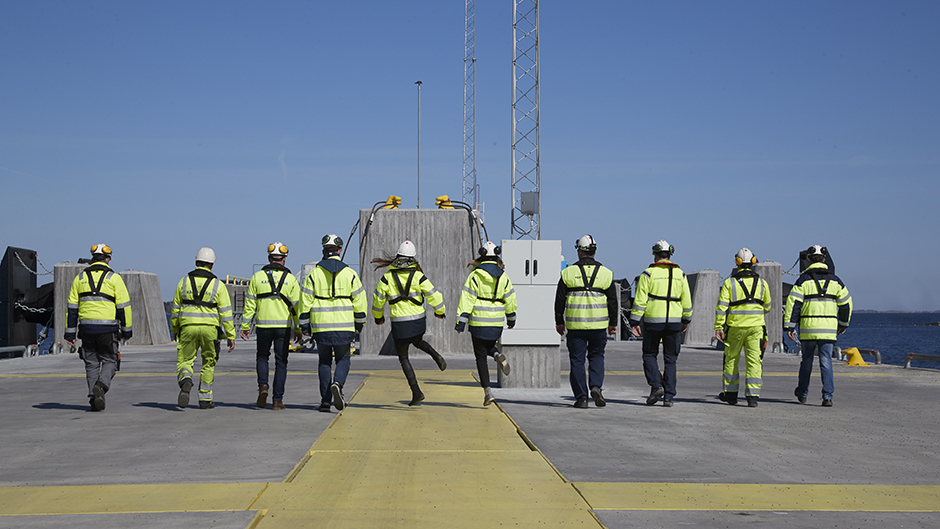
268, 242, 288, 256
90, 243, 112, 256
575, 235, 597, 252
652, 240, 674, 256
479, 241, 501, 257
322, 234, 343, 247
735, 247, 757, 266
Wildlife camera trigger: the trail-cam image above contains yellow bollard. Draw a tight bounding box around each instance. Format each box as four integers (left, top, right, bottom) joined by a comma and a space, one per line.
843, 347, 871, 366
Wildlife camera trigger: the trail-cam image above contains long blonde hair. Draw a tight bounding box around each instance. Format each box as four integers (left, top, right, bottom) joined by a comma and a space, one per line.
467, 257, 505, 269
371, 251, 423, 272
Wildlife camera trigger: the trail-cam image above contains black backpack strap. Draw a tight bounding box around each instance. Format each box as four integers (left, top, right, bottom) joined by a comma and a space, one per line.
257, 269, 293, 310
183, 272, 216, 308
390, 269, 422, 306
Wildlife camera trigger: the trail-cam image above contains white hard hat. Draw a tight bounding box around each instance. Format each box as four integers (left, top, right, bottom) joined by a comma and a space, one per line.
267, 241, 288, 256
735, 247, 756, 266
90, 243, 112, 256
322, 234, 343, 248
397, 240, 417, 258
809, 244, 825, 256
479, 241, 500, 257
575, 235, 597, 252
652, 239, 674, 256
196, 247, 216, 264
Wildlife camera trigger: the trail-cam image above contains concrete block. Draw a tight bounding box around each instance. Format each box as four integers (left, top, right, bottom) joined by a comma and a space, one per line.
754, 261, 783, 354
684, 269, 720, 346
122, 271, 172, 345
357, 208, 482, 355
54, 262, 86, 348
496, 344, 561, 388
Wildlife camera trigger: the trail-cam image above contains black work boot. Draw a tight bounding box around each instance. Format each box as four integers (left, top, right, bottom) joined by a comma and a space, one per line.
409, 386, 425, 406
646, 386, 664, 406
718, 391, 738, 405
92, 382, 107, 411
746, 396, 759, 408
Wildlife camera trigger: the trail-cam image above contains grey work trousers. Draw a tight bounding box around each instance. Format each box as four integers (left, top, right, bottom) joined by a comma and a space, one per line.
80, 332, 119, 397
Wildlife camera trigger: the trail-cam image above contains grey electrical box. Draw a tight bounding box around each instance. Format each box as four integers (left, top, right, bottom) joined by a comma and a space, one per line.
520, 192, 539, 215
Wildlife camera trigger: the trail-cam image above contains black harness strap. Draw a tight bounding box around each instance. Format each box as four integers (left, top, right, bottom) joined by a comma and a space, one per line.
804, 270, 838, 301
729, 271, 761, 307
79, 264, 115, 302
389, 269, 422, 306
568, 264, 603, 293
257, 269, 293, 310
475, 275, 506, 304
182, 271, 217, 308
648, 266, 681, 302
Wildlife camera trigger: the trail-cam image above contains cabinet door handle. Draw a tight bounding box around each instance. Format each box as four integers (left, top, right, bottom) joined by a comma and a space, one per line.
525, 259, 530, 276
533, 259, 538, 276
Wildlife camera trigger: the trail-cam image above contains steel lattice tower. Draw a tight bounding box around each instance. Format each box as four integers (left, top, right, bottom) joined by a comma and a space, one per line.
463, 0, 478, 208
511, 0, 539, 240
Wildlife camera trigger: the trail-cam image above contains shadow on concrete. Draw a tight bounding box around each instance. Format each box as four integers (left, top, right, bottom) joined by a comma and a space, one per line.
133, 401, 184, 411
34, 402, 93, 411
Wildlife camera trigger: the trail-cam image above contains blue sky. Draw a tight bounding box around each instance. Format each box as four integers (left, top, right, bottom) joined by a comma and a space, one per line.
2, 1, 938, 311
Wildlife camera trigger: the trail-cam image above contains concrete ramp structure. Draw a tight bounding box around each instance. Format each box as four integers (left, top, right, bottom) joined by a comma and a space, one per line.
53, 263, 172, 347
684, 269, 720, 346
357, 208, 483, 355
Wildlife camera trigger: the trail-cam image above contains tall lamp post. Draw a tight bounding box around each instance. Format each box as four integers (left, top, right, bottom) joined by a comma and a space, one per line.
415, 80, 423, 209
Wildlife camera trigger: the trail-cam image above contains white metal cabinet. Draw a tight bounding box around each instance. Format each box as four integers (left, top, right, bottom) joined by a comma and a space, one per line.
499, 240, 561, 345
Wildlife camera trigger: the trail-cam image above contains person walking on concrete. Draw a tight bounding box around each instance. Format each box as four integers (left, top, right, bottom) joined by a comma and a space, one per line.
65, 243, 133, 411
300, 234, 367, 413
714, 248, 771, 408
241, 242, 301, 411
455, 241, 517, 406
371, 240, 447, 406
785, 245, 852, 407
554, 235, 618, 409
170, 247, 236, 410
630, 240, 693, 407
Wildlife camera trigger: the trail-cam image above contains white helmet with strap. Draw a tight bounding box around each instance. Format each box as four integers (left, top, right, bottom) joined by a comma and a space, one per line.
479, 241, 501, 257
268, 241, 288, 256
322, 234, 343, 248
90, 243, 112, 256
575, 235, 597, 252
735, 247, 756, 266
652, 239, 674, 256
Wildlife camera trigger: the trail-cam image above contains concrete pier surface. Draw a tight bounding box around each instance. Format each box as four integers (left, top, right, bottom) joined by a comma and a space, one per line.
2, 339, 940, 528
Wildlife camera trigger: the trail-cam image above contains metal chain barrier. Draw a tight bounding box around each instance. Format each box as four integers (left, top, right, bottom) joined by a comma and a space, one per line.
14, 251, 54, 276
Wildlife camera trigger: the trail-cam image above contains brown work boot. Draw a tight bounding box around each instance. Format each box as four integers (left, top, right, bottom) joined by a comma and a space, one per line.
257, 384, 269, 408
272, 400, 286, 410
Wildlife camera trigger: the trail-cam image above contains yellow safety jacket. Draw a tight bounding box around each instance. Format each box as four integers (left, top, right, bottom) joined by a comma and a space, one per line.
241, 264, 301, 331
555, 258, 616, 331
629, 260, 693, 330
170, 266, 236, 340
715, 268, 771, 329
784, 262, 852, 341
372, 264, 445, 340
65, 262, 132, 340
455, 262, 517, 340
300, 255, 367, 344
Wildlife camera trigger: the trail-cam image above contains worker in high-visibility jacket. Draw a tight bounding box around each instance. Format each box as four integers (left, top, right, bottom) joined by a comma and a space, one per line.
372, 240, 447, 406
300, 234, 367, 413
630, 240, 693, 407
240, 242, 301, 411
554, 235, 618, 409
65, 243, 132, 412
714, 248, 771, 408
455, 241, 517, 406
170, 247, 236, 410
784, 245, 852, 407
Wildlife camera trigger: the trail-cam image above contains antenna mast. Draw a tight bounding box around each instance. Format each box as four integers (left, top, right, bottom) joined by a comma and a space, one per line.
511, 0, 540, 239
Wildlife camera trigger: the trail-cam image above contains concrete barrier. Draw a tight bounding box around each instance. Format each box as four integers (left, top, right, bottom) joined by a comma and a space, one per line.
357, 208, 482, 355
754, 261, 783, 355
684, 269, 719, 346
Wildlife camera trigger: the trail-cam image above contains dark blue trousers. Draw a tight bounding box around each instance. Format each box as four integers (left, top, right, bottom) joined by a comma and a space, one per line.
256, 327, 290, 401
566, 328, 607, 400
642, 327, 681, 399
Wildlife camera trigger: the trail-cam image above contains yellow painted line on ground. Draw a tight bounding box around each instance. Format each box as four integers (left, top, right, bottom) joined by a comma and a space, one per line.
0, 371, 319, 378
0, 483, 265, 516
592, 371, 899, 377
574, 482, 940, 512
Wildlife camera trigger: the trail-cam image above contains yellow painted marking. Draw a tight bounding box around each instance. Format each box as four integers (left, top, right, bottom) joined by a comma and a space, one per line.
0, 371, 319, 379
0, 483, 265, 516
574, 482, 940, 512
568, 371, 899, 377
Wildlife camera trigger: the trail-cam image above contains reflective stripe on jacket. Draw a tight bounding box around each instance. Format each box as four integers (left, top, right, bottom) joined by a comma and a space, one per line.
456, 262, 517, 340
170, 267, 236, 339
715, 268, 771, 329
241, 265, 301, 330
784, 262, 852, 341
299, 255, 367, 339
555, 258, 616, 331
629, 260, 693, 328
66, 262, 132, 339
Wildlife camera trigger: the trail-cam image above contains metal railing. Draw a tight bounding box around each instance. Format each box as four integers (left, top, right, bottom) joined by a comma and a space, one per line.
905, 353, 940, 369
